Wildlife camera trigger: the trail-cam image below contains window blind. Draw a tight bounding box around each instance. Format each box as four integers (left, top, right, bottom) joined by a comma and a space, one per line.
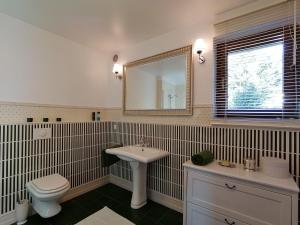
214, 0, 300, 119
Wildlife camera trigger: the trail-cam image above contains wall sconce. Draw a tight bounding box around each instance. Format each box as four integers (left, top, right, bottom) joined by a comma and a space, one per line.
112, 54, 123, 79
194, 39, 206, 64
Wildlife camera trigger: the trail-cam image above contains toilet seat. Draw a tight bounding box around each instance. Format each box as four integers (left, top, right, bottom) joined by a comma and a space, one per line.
31, 174, 69, 194
26, 174, 70, 218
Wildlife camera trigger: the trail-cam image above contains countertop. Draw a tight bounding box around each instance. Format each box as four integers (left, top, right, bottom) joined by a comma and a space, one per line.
183, 160, 299, 193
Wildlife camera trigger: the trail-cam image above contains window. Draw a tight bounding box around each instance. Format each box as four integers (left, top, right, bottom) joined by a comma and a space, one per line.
215, 25, 300, 119
228, 43, 284, 110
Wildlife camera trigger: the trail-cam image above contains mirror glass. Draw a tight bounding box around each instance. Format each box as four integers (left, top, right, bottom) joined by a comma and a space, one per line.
126, 54, 186, 110
123, 46, 192, 115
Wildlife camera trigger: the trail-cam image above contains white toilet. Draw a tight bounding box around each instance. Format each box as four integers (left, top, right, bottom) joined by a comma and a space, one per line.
26, 174, 70, 218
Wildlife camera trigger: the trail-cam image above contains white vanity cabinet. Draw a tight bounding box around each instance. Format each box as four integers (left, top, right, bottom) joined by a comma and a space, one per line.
183, 161, 299, 225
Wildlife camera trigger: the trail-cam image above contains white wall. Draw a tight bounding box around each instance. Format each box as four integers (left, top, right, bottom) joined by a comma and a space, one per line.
0, 12, 214, 110
0, 13, 109, 108
105, 20, 215, 108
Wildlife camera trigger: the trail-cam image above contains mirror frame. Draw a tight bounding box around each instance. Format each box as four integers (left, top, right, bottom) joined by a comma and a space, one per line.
123, 45, 193, 116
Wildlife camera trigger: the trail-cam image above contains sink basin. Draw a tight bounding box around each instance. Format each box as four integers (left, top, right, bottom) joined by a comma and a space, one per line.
106, 145, 169, 209
106, 145, 169, 163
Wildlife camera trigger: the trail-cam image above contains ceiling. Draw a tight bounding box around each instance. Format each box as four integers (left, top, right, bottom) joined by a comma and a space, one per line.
0, 0, 257, 53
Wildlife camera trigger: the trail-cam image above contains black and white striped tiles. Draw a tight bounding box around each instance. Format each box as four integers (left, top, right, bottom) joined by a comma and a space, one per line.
0, 121, 300, 218
110, 122, 300, 201
0, 122, 112, 216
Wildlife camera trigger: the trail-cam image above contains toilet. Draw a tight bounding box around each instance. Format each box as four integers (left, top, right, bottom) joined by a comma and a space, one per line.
26, 174, 70, 218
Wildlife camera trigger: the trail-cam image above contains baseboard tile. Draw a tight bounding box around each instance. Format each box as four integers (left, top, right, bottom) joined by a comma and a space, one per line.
109, 175, 183, 213
0, 211, 16, 225
148, 189, 183, 213
109, 175, 132, 191
60, 176, 110, 203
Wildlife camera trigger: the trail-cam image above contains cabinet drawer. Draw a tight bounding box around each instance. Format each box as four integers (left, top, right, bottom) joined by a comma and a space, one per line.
187, 170, 291, 225
187, 203, 249, 225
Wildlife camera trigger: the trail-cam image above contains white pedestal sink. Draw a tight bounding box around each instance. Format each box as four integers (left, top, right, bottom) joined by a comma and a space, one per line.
106, 145, 169, 209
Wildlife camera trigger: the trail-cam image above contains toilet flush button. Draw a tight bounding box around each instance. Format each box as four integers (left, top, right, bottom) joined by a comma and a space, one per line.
33, 128, 52, 140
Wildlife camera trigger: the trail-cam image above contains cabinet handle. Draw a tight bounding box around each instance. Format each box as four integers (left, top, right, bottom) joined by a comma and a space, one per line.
225, 183, 236, 190
225, 218, 236, 225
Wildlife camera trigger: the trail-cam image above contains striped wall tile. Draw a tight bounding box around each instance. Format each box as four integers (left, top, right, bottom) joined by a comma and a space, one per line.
1, 120, 300, 220
110, 122, 300, 201
0, 122, 112, 216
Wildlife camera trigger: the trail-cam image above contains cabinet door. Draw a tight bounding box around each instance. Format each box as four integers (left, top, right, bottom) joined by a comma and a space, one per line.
187, 203, 249, 225
187, 171, 291, 225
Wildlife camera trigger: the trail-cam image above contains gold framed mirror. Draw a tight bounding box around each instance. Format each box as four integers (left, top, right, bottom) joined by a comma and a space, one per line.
123, 45, 193, 116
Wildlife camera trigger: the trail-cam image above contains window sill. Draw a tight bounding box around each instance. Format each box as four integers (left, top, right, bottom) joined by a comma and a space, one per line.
211, 118, 300, 130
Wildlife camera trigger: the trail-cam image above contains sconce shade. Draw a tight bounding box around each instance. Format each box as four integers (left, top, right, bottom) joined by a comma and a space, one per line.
194, 38, 206, 64
113, 63, 123, 74
194, 38, 206, 54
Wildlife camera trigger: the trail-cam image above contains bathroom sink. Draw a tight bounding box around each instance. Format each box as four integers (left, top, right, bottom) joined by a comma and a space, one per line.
106, 145, 169, 209
105, 145, 169, 163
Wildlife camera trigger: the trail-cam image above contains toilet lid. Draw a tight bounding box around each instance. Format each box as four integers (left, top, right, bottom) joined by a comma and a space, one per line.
32, 174, 69, 192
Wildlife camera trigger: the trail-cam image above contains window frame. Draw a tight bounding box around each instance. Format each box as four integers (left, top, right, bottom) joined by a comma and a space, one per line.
214, 25, 299, 119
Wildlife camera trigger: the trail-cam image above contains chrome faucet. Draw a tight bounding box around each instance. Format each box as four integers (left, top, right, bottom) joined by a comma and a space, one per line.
138, 136, 149, 147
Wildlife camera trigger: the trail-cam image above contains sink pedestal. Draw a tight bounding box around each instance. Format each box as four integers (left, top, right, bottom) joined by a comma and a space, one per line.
105, 145, 170, 209
129, 161, 147, 209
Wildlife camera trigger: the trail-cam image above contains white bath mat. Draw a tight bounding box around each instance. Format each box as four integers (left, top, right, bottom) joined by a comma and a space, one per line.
75, 207, 135, 225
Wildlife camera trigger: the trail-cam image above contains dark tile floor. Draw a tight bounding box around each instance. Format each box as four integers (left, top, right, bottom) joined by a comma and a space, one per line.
18, 184, 183, 225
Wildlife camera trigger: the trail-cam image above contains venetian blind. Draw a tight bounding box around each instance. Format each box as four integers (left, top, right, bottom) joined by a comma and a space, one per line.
214, 1, 300, 119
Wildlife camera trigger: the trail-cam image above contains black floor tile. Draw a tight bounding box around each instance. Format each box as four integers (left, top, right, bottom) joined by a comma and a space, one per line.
157, 209, 183, 225
23, 215, 51, 225
142, 201, 170, 221
15, 184, 182, 225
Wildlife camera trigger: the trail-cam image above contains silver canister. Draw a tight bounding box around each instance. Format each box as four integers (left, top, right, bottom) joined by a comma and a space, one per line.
243, 158, 256, 171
